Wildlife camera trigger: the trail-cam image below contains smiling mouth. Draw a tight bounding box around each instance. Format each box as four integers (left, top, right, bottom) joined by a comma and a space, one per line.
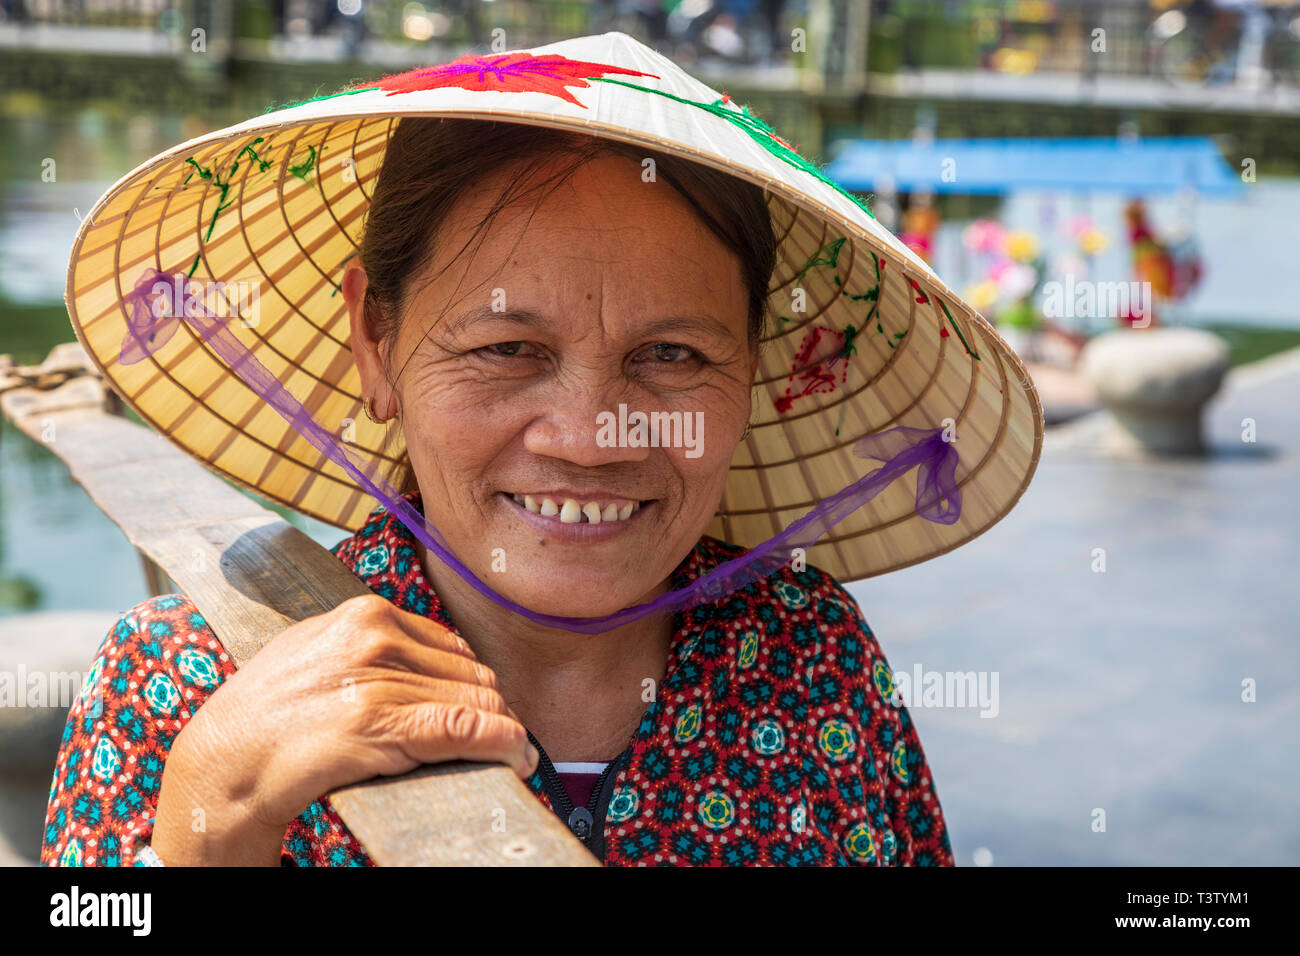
503, 493, 651, 525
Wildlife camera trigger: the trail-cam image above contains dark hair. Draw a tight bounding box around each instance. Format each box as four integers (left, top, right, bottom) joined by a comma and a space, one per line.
357, 116, 778, 493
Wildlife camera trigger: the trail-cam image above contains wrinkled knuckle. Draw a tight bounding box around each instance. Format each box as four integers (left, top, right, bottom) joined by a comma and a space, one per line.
439, 704, 482, 744
433, 624, 473, 658
475, 686, 508, 715
354, 628, 396, 664
439, 630, 472, 658
345, 593, 395, 625
330, 597, 388, 650
473, 662, 500, 690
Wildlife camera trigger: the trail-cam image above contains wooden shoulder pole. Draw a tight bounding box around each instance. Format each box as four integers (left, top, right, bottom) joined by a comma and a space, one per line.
0, 344, 597, 867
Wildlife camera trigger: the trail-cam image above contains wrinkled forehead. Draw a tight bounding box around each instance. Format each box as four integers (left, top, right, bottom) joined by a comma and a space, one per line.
393, 153, 751, 344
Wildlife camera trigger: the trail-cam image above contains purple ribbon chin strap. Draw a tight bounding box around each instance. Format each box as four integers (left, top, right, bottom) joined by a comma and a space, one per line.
118, 267, 962, 635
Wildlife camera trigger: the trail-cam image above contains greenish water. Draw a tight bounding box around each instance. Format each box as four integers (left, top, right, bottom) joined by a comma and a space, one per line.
0, 301, 346, 616
0, 299, 74, 366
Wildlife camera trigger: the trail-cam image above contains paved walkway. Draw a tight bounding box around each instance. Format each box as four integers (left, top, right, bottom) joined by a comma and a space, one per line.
849, 346, 1300, 865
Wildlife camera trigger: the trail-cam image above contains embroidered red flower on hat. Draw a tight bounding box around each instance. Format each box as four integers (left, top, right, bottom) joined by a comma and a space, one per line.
365, 52, 659, 109
774, 324, 851, 414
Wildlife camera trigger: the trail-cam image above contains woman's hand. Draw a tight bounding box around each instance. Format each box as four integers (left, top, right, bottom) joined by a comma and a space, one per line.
150, 593, 535, 865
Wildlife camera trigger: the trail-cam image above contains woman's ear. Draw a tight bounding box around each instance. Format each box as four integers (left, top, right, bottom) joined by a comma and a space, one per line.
343, 261, 398, 420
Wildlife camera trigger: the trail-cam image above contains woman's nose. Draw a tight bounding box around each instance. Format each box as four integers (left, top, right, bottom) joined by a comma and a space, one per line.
522, 389, 652, 467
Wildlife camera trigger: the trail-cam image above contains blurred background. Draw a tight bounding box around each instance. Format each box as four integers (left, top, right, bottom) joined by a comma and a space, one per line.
1, 0, 1297, 866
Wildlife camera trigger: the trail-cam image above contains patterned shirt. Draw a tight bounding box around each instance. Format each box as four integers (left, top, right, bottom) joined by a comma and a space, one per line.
41, 491, 955, 867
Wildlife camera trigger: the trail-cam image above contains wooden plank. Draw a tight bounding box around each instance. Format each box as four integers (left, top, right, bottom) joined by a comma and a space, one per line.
0, 342, 98, 395
0, 349, 597, 867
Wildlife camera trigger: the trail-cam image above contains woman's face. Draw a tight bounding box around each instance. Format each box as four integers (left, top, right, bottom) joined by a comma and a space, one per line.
349, 152, 757, 620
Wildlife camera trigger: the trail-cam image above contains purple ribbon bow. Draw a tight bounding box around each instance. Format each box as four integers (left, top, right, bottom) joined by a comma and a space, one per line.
119, 267, 961, 634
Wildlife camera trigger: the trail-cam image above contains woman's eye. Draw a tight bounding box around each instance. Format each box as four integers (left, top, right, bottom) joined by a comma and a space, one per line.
483, 341, 526, 357
644, 343, 696, 363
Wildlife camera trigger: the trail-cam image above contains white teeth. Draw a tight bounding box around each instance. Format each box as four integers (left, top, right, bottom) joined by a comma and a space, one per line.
516, 495, 645, 523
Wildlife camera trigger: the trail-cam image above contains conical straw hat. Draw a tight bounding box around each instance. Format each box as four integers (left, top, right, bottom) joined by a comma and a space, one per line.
65, 31, 1043, 584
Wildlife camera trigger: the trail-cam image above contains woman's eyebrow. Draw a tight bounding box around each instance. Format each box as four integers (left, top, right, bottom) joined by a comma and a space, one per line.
444, 305, 737, 341
638, 314, 740, 341
441, 305, 548, 337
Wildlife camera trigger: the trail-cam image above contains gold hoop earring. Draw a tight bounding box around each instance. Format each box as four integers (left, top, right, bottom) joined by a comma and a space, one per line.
363, 395, 383, 424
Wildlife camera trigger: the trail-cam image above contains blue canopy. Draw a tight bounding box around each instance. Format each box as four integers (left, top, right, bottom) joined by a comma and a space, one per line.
825, 136, 1245, 197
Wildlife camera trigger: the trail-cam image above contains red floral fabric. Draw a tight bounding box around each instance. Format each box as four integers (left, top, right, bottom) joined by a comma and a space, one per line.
41, 491, 954, 867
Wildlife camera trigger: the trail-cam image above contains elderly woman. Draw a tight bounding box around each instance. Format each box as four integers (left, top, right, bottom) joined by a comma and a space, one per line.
43, 34, 1041, 867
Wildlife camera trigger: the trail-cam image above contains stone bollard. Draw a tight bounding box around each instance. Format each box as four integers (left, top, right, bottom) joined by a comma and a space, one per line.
1080, 328, 1230, 455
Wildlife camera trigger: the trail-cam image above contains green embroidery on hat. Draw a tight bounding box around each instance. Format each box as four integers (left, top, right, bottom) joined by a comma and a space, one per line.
288, 143, 327, 193
178, 136, 332, 283
795, 235, 846, 285
838, 323, 860, 359
844, 251, 882, 314
939, 297, 981, 361
182, 157, 238, 243
235, 137, 272, 173
592, 78, 875, 222
262, 84, 373, 115
178, 136, 278, 273
794, 240, 897, 353
863, 253, 898, 350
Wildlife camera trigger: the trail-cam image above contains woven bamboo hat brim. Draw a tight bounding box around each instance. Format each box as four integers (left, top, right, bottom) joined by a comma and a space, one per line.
65, 31, 1043, 583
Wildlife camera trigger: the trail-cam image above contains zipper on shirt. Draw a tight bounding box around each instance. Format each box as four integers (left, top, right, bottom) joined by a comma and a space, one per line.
526, 728, 626, 863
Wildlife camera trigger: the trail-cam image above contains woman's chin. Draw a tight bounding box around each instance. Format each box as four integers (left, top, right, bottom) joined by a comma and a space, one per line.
494, 577, 655, 623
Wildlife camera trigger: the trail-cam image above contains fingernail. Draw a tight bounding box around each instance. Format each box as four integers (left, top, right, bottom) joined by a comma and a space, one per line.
525, 743, 539, 770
